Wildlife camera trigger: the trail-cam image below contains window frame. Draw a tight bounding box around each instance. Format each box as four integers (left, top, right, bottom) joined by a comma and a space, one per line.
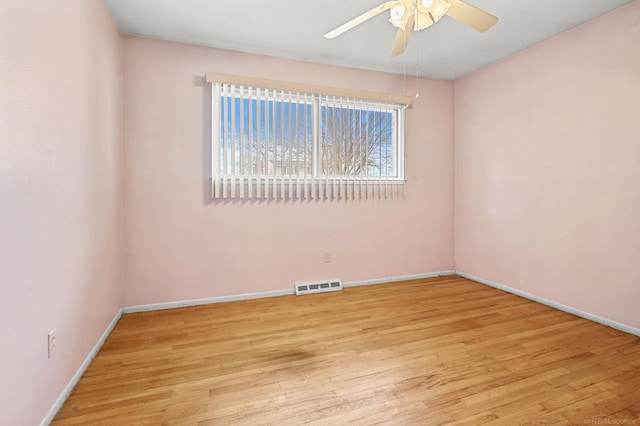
207, 73, 411, 199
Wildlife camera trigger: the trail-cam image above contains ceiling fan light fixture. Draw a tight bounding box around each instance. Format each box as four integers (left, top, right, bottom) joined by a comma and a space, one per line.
389, 3, 408, 28
432, 1, 451, 20
416, 0, 451, 29
390, 4, 406, 20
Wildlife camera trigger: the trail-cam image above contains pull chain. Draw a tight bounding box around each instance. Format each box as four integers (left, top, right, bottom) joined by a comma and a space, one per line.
415, 31, 420, 99
403, 52, 407, 96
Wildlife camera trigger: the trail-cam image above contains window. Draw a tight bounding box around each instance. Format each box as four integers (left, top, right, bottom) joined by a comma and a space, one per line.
210, 79, 407, 200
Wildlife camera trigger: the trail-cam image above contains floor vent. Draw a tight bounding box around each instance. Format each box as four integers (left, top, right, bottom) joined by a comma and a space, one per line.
295, 279, 343, 296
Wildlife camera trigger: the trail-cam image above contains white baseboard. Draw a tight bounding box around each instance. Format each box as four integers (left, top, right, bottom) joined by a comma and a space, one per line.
344, 270, 456, 288
457, 271, 640, 337
123, 270, 457, 314
40, 308, 123, 426
123, 288, 295, 313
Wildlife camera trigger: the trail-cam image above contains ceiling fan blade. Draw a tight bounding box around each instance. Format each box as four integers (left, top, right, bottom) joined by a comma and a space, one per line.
324, 1, 396, 39
391, 13, 414, 57
445, 0, 498, 32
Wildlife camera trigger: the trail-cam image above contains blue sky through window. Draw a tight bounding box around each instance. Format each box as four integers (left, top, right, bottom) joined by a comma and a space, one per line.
218, 93, 397, 179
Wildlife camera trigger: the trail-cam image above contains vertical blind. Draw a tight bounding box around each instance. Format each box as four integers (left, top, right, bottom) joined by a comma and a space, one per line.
211, 80, 407, 201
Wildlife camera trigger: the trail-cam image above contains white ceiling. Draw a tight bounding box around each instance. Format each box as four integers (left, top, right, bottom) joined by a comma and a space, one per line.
104, 0, 635, 80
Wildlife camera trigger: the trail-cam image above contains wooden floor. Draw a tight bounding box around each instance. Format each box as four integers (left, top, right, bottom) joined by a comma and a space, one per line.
53, 276, 640, 425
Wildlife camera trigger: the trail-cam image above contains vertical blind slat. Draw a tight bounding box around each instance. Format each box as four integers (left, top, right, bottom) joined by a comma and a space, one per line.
358, 104, 363, 200
255, 87, 261, 198
267, 88, 272, 199
239, 85, 245, 199
336, 96, 342, 200
376, 102, 381, 199
347, 97, 353, 200
313, 97, 319, 200
211, 83, 221, 198
230, 84, 237, 198
247, 86, 253, 199
325, 95, 330, 200
365, 104, 370, 201
222, 84, 229, 199
277, 90, 282, 200
295, 91, 302, 199
303, 93, 309, 200
288, 91, 293, 199
333, 96, 339, 200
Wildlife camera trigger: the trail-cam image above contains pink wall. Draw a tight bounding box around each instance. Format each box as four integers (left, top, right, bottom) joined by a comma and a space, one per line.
455, 2, 640, 329
123, 36, 455, 306
0, 1, 123, 425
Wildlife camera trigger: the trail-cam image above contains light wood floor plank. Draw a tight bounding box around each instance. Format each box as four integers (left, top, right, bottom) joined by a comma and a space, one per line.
52, 276, 640, 425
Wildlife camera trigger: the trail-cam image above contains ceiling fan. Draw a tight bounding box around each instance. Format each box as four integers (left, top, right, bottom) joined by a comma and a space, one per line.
324, 0, 498, 57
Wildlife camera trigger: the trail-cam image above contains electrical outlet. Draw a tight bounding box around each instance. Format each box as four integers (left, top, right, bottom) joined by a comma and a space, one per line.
323, 250, 332, 263
48, 329, 56, 359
